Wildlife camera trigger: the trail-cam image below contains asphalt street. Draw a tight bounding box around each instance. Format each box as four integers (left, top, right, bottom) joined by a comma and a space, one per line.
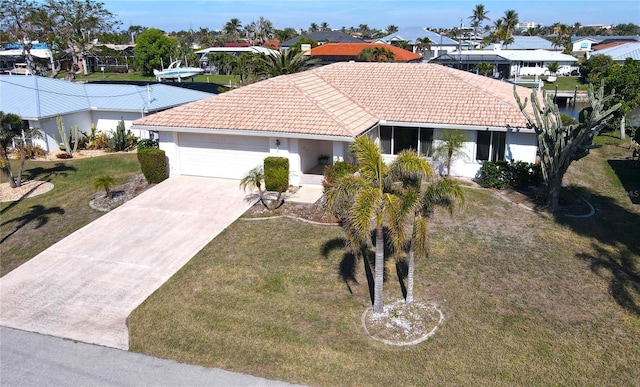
0, 326, 301, 387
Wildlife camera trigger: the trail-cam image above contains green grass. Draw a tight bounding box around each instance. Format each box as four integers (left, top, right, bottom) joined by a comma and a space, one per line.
61, 71, 239, 86
0, 153, 141, 276
542, 76, 589, 92
128, 144, 640, 386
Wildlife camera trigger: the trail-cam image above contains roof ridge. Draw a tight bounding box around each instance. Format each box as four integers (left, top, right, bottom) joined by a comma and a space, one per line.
284, 69, 379, 136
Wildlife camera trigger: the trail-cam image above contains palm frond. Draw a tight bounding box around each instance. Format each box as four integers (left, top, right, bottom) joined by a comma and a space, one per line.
349, 186, 382, 245
350, 136, 386, 184
421, 178, 465, 217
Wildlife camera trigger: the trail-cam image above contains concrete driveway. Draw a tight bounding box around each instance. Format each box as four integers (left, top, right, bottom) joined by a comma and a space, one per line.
0, 176, 253, 350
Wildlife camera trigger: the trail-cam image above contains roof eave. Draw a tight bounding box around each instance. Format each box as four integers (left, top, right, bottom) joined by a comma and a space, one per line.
131, 124, 358, 142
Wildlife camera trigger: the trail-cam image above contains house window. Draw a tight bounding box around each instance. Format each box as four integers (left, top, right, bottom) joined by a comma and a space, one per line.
380, 126, 433, 156
476, 131, 506, 161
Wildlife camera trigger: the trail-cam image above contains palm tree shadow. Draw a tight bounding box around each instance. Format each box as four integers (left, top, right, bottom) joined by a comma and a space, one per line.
320, 236, 378, 305
25, 163, 76, 182
1, 205, 65, 244
577, 243, 640, 316
552, 186, 640, 315
395, 258, 408, 300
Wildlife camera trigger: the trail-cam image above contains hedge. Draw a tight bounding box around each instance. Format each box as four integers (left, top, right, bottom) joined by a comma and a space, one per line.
137, 148, 167, 184
264, 156, 289, 192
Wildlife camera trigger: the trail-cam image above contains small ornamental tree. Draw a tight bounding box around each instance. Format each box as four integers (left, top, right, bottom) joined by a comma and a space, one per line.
94, 175, 115, 198
1, 111, 42, 188
514, 83, 621, 210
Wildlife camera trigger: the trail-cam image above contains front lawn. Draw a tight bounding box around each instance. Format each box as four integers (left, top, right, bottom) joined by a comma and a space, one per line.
0, 153, 141, 276
129, 143, 640, 385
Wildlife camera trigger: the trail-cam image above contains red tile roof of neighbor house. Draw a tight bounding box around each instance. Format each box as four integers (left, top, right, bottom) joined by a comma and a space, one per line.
310, 43, 423, 62
134, 62, 538, 138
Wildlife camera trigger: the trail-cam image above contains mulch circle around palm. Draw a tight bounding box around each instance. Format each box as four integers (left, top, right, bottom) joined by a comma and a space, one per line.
89, 173, 152, 212
362, 300, 445, 346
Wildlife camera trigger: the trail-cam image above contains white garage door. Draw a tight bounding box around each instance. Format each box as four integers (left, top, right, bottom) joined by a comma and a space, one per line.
178, 133, 270, 179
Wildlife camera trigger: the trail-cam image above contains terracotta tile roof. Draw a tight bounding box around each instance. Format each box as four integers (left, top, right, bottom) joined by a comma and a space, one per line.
134, 62, 538, 137
310, 43, 423, 62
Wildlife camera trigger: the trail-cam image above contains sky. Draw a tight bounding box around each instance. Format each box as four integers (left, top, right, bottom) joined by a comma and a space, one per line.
100, 0, 640, 33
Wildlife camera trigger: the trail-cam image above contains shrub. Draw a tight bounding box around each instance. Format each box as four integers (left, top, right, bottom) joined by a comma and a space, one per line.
14, 144, 47, 159
264, 156, 289, 192
323, 161, 357, 189
137, 148, 167, 184
478, 160, 542, 189
478, 161, 510, 189
137, 138, 159, 150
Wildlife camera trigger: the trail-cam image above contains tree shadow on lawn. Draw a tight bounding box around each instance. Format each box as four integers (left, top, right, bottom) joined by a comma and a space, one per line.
553, 186, 640, 316
25, 162, 77, 182
0, 163, 76, 216
0, 204, 65, 245
607, 159, 640, 205
321, 228, 402, 306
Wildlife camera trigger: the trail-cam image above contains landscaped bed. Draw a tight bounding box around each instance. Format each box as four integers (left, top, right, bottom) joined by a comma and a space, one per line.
128, 141, 640, 385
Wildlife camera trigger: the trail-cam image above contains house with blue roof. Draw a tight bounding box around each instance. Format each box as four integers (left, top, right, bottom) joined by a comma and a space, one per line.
482, 36, 558, 51
588, 42, 640, 63
375, 27, 464, 60
0, 75, 212, 152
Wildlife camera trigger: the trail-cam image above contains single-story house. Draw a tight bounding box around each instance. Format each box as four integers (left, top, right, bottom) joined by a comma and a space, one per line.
432, 48, 579, 78
131, 62, 540, 183
588, 42, 640, 63
0, 43, 53, 74
309, 43, 422, 64
0, 75, 212, 152
375, 27, 463, 60
481, 36, 558, 51
572, 35, 640, 58
280, 31, 364, 50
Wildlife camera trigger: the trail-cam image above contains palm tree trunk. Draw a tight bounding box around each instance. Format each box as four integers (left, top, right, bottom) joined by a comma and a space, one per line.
0, 149, 18, 188
373, 218, 385, 313
406, 241, 415, 305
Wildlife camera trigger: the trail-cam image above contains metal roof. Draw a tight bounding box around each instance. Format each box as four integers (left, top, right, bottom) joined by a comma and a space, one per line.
590, 42, 640, 61
0, 75, 212, 120
378, 27, 459, 46
444, 49, 578, 63
481, 36, 556, 50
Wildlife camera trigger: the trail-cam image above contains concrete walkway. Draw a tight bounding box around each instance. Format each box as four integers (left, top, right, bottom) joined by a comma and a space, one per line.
0, 326, 300, 386
0, 176, 254, 350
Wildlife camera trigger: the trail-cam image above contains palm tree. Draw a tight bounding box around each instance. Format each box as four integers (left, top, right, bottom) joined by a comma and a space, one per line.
1, 111, 41, 188
239, 166, 284, 210
320, 22, 330, 31
394, 176, 464, 304
1, 112, 24, 188
468, 4, 490, 38
386, 24, 399, 34
223, 18, 242, 42
415, 37, 432, 58
94, 175, 115, 198
325, 137, 431, 313
309, 23, 319, 32
255, 50, 314, 78
432, 130, 468, 176
501, 9, 519, 45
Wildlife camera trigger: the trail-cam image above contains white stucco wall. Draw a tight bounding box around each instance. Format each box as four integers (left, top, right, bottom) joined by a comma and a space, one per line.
29, 111, 151, 152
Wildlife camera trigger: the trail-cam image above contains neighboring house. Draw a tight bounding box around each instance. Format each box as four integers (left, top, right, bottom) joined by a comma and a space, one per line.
280, 31, 364, 50
131, 62, 540, 182
309, 43, 422, 64
0, 75, 213, 152
481, 36, 558, 51
195, 46, 279, 67
572, 35, 640, 58
432, 48, 579, 78
375, 27, 462, 60
0, 43, 52, 74
588, 42, 640, 62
